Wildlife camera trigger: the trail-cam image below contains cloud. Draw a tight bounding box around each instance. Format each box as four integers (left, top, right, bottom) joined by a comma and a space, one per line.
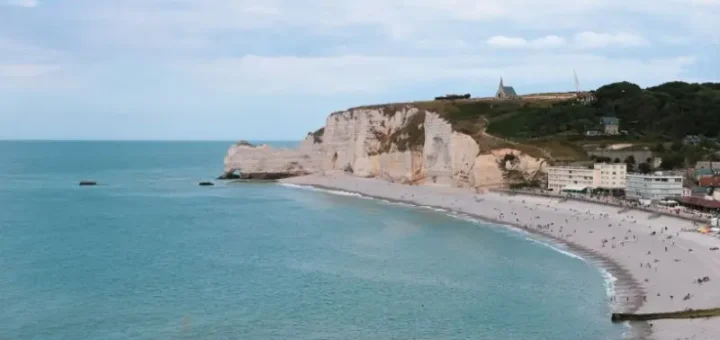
0, 38, 62, 61
4, 0, 37, 7
68, 0, 718, 49
0, 38, 68, 89
486, 36, 530, 49
0, 63, 57, 77
573, 32, 649, 49
0, 0, 712, 93
175, 54, 697, 95
486, 35, 567, 49
532, 35, 567, 48
487, 32, 648, 49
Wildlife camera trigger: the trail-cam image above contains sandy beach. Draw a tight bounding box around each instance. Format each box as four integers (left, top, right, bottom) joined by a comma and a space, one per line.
281, 172, 720, 340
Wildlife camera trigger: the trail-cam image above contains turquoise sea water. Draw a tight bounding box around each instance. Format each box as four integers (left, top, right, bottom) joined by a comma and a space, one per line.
0, 141, 626, 340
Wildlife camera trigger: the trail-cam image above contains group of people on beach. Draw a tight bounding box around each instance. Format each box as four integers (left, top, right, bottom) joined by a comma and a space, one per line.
486, 195, 711, 313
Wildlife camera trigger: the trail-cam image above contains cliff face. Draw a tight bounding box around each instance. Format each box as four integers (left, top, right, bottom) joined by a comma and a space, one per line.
222, 106, 546, 188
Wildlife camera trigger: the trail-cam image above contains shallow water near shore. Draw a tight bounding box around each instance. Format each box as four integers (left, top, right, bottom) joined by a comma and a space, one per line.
1, 141, 627, 340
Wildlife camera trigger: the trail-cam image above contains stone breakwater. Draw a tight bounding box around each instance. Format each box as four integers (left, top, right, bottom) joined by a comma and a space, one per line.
221, 106, 545, 187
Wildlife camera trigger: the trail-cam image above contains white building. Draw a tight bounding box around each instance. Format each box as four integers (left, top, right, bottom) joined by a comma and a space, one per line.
625, 172, 683, 200
547, 166, 594, 192
547, 163, 626, 192
595, 163, 627, 190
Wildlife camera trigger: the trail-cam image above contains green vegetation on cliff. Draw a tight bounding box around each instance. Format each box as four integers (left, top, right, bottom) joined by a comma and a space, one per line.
309, 127, 324, 144
344, 81, 720, 163
486, 81, 720, 139
369, 111, 426, 155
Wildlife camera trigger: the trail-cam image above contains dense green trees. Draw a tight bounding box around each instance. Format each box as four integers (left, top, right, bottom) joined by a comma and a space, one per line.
486, 81, 720, 139
638, 162, 652, 173
624, 155, 636, 171
435, 94, 471, 100
659, 154, 684, 170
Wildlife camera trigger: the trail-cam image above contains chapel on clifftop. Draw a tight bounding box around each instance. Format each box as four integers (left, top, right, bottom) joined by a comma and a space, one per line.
495, 77, 518, 99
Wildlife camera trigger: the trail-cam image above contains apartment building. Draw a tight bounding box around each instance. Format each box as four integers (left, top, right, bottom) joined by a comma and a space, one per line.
547, 163, 626, 192
594, 163, 627, 189
547, 166, 594, 192
625, 172, 683, 200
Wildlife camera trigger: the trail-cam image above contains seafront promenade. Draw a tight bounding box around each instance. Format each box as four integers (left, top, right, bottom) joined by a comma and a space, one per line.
496, 188, 712, 224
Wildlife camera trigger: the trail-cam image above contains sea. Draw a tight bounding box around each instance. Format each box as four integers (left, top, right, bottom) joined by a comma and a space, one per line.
0, 141, 628, 340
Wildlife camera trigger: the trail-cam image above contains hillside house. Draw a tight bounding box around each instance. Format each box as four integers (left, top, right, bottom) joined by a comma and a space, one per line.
600, 117, 620, 135
693, 168, 720, 180
496, 78, 518, 99
694, 161, 720, 170
576, 92, 596, 106
683, 186, 710, 198
699, 176, 720, 188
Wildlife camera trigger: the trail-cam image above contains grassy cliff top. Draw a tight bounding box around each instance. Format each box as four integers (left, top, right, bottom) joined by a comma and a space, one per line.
343, 97, 567, 160
327, 81, 720, 163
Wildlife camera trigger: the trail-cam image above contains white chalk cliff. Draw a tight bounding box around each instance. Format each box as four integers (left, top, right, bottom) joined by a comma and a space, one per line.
222, 106, 546, 188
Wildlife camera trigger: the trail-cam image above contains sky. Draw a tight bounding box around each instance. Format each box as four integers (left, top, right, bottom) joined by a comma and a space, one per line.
0, 0, 718, 140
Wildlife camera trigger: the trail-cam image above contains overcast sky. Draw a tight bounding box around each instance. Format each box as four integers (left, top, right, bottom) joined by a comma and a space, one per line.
1, 0, 718, 140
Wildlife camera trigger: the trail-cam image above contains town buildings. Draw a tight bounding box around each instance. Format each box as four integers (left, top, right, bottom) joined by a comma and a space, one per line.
625, 172, 684, 200
694, 161, 720, 170
547, 163, 626, 192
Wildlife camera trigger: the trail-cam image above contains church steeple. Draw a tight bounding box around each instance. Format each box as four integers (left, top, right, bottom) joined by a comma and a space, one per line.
496, 77, 517, 100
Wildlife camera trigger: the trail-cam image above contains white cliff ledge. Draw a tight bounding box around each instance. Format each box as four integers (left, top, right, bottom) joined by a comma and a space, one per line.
221, 105, 546, 188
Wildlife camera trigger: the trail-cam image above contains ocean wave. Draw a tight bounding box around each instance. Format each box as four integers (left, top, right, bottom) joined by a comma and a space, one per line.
279, 182, 619, 299
279, 183, 363, 198
524, 237, 587, 263
523, 236, 618, 299
600, 268, 618, 298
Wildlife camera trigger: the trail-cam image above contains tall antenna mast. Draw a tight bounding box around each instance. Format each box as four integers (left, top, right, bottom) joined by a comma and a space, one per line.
573, 69, 581, 93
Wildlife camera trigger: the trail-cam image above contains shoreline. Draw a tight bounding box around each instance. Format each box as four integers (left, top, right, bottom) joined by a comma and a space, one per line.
281, 181, 651, 339
278, 173, 720, 340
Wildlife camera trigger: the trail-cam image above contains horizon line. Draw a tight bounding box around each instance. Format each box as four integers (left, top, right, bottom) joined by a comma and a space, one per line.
0, 139, 302, 142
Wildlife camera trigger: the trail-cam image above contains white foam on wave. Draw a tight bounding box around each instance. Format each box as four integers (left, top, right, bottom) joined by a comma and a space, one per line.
279, 183, 363, 198
376, 199, 415, 208
523, 236, 618, 299
278, 183, 304, 189
600, 267, 618, 298
281, 183, 432, 210
524, 236, 587, 263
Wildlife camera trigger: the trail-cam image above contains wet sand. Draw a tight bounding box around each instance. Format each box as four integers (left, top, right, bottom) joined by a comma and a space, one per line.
282, 173, 720, 340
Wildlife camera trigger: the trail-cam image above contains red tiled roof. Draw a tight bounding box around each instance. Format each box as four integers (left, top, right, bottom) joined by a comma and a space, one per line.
699, 177, 720, 187
679, 197, 720, 209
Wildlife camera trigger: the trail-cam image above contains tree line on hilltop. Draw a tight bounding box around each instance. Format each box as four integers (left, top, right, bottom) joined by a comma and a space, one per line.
485, 81, 720, 139
435, 94, 471, 101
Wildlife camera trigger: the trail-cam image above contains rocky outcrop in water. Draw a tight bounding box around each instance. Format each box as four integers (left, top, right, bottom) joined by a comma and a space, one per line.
222, 106, 546, 187
221, 139, 322, 180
